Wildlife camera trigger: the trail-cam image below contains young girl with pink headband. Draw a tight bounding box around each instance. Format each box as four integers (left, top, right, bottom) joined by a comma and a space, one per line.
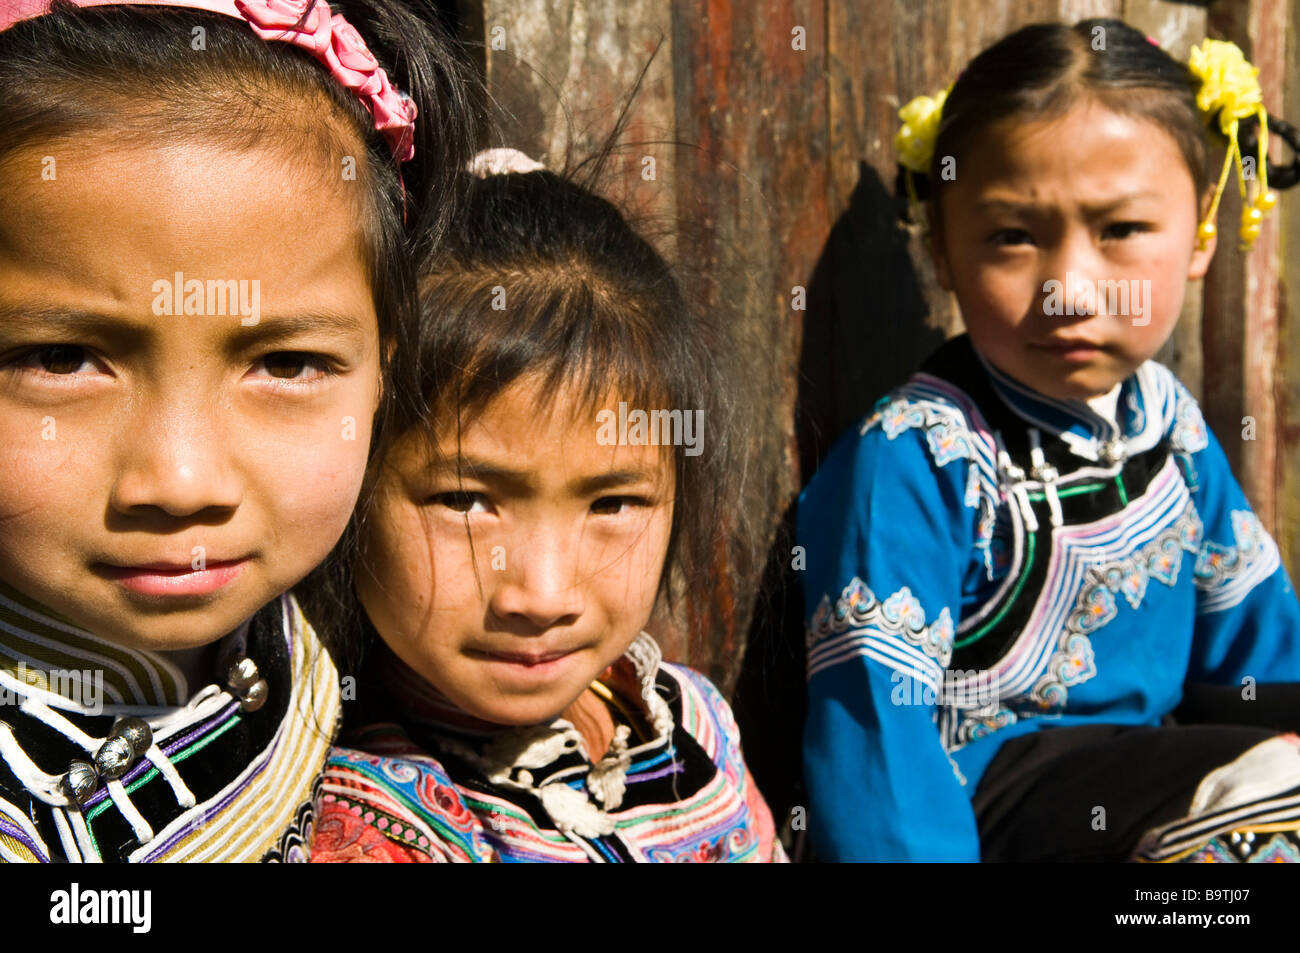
0, 0, 478, 862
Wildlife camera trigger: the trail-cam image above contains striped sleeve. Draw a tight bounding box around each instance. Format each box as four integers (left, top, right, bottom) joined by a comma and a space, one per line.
1181, 420, 1300, 682
798, 410, 982, 861
667, 665, 787, 863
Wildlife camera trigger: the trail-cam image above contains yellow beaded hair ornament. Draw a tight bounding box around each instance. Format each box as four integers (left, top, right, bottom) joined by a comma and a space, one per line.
894, 86, 950, 225
1188, 38, 1277, 250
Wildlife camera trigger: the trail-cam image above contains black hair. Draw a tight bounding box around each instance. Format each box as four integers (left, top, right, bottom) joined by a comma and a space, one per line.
0, 0, 484, 467
0, 1, 485, 723
900, 18, 1300, 218
306, 162, 739, 677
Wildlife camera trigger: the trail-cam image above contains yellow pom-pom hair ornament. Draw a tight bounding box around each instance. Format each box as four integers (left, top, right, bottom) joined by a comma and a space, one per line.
1188, 38, 1275, 250
894, 86, 949, 225
894, 36, 1298, 250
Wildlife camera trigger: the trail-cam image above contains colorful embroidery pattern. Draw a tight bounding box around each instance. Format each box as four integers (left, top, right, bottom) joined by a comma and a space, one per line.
1178, 829, 1300, 863
1138, 736, 1300, 864
942, 479, 1203, 751
865, 385, 1005, 579
1170, 385, 1209, 455
1196, 510, 1280, 613
807, 578, 954, 685
312, 638, 784, 864
0, 594, 339, 863
1028, 503, 1205, 711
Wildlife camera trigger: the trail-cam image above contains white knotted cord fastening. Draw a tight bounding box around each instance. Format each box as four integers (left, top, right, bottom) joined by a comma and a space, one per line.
1028, 428, 1064, 528
0, 672, 225, 855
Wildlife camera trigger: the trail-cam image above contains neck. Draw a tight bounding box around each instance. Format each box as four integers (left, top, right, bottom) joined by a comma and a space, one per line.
158, 643, 222, 695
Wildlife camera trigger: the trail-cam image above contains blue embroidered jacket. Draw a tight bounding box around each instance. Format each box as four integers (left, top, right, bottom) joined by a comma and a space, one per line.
798, 335, 1300, 861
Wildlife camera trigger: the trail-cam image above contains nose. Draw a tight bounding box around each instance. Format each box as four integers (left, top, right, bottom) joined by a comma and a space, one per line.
1041, 226, 1109, 317
109, 393, 243, 518
488, 529, 585, 631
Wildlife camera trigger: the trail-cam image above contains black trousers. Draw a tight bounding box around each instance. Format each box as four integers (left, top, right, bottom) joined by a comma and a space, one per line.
972, 683, 1300, 862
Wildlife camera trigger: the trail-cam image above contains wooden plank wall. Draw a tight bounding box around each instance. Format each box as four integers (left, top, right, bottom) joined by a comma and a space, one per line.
468, 0, 1298, 693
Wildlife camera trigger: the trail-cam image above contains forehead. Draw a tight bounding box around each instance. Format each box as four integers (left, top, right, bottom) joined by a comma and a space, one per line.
946, 99, 1197, 208
401, 375, 674, 485
0, 136, 374, 326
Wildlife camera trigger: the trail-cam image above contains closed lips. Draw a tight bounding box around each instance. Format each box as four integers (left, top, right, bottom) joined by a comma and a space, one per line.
97, 558, 248, 575
473, 649, 575, 666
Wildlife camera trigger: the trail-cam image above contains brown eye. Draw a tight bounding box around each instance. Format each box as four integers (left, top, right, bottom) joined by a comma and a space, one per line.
591, 496, 650, 516
431, 491, 487, 514
1102, 221, 1147, 241
264, 352, 308, 379
38, 345, 87, 375
989, 228, 1034, 247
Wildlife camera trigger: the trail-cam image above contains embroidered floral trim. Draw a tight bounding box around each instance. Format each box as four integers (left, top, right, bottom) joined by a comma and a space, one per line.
1170, 388, 1209, 455
1195, 510, 1271, 588
808, 578, 954, 667
1027, 503, 1204, 710
871, 396, 974, 467
1019, 504, 1201, 712
865, 393, 1002, 576
943, 503, 1205, 749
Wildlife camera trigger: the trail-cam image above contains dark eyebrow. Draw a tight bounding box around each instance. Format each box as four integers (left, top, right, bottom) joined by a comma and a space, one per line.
973, 198, 1040, 214
572, 468, 664, 496
1076, 192, 1164, 216
224, 311, 372, 350
0, 305, 143, 339
430, 456, 663, 495
0, 305, 369, 346
974, 192, 1164, 216
433, 457, 534, 491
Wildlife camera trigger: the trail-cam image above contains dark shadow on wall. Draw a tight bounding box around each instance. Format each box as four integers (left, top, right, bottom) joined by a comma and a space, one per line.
732, 161, 941, 852
796, 160, 946, 477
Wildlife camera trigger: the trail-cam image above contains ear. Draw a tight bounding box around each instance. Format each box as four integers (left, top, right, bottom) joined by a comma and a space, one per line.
927, 202, 955, 291
1188, 189, 1218, 280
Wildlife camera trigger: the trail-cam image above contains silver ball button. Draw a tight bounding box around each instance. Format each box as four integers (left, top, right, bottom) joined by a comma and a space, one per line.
63, 760, 99, 804
239, 678, 269, 712
225, 657, 261, 693
94, 734, 136, 781
112, 716, 153, 758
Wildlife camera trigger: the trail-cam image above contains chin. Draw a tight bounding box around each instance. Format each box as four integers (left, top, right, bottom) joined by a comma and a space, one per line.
94, 616, 240, 653
1047, 378, 1116, 401
468, 697, 569, 728
88, 593, 269, 653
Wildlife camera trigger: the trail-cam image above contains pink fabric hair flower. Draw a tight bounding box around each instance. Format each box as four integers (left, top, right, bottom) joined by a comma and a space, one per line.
234, 0, 417, 162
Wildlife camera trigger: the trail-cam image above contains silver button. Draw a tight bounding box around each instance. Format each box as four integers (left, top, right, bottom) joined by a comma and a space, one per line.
1101, 439, 1126, 464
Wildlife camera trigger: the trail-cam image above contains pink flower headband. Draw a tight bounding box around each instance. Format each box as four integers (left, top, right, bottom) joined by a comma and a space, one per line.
0, 0, 418, 163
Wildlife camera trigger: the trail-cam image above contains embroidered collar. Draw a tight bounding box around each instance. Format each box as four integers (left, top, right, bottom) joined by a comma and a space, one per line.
0, 578, 193, 707
367, 633, 676, 840
974, 348, 1169, 462
0, 592, 337, 862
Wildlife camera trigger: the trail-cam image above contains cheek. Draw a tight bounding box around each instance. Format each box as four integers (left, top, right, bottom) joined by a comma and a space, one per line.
1129, 243, 1191, 343
959, 263, 1035, 328
269, 436, 369, 540
0, 432, 81, 520
598, 510, 671, 616
357, 505, 446, 637
257, 379, 380, 534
